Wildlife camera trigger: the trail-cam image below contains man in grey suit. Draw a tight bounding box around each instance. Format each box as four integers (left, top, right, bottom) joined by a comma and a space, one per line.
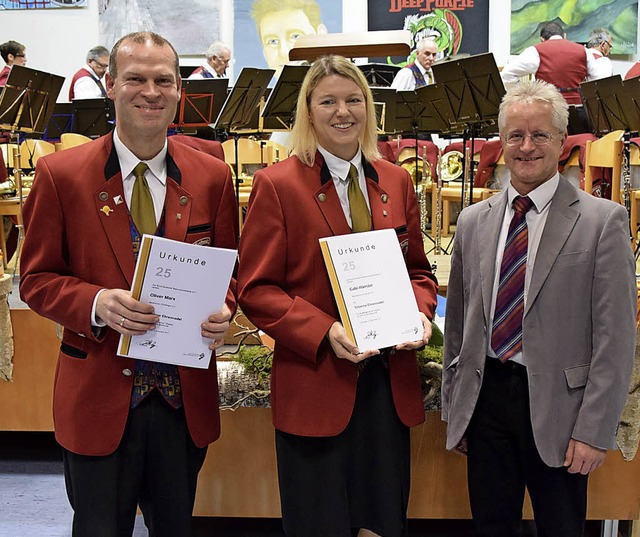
442, 79, 637, 537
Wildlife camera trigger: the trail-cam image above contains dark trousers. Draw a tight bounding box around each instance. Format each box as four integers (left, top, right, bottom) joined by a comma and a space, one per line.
63, 390, 207, 537
465, 359, 588, 537
276, 358, 410, 537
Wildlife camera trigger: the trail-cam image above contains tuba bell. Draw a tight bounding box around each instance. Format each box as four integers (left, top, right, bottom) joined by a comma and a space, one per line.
439, 150, 463, 182
397, 146, 432, 189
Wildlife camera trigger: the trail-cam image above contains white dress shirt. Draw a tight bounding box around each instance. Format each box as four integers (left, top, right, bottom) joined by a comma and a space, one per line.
585, 48, 613, 81
486, 174, 559, 364
318, 146, 370, 228
188, 62, 225, 79
391, 62, 433, 91
73, 64, 105, 100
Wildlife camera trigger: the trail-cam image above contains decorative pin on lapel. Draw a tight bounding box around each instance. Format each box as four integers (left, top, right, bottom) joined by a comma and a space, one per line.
318, 193, 327, 202
101, 205, 113, 216
113, 195, 124, 206
381, 194, 388, 203
179, 196, 188, 206
383, 210, 388, 217
177, 213, 182, 220
99, 192, 108, 202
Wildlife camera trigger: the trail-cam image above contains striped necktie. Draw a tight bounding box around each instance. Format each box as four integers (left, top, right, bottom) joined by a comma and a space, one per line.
347, 164, 371, 233
130, 162, 156, 236
491, 195, 534, 361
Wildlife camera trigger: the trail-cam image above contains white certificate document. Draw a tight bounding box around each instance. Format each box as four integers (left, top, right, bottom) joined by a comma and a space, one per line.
117, 234, 237, 369
319, 228, 422, 352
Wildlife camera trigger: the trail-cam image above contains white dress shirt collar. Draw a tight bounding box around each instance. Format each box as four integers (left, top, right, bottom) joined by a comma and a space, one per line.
113, 129, 167, 186
506, 172, 559, 214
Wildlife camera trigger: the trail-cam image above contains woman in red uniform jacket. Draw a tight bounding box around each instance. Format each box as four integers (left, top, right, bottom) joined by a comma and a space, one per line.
238, 55, 438, 537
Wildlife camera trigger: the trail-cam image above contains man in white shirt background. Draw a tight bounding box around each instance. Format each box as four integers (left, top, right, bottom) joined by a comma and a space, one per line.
68, 46, 109, 101
391, 37, 439, 91
585, 28, 613, 81
188, 41, 231, 79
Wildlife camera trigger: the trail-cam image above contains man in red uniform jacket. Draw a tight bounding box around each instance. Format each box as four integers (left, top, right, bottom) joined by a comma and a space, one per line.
20, 31, 238, 537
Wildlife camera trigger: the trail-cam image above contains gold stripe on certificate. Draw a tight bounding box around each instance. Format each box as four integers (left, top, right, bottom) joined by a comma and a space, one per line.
319, 239, 355, 343
117, 235, 154, 356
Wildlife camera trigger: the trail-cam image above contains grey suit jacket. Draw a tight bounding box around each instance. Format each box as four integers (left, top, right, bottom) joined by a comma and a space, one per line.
442, 177, 637, 467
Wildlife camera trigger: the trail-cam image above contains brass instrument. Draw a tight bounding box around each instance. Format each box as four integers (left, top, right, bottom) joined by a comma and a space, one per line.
439, 150, 463, 182
419, 145, 430, 233
622, 131, 632, 219
462, 146, 472, 208
434, 147, 443, 255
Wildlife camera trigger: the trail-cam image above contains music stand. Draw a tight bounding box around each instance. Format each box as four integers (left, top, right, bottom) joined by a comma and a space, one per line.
171, 78, 228, 131
72, 98, 115, 138
371, 87, 398, 134
261, 65, 309, 131
0, 65, 64, 135
580, 76, 640, 135
214, 67, 274, 213
42, 102, 74, 141
429, 53, 505, 211
358, 64, 401, 87
0, 65, 64, 275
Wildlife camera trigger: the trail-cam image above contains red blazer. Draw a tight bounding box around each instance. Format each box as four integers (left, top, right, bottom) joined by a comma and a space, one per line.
19, 134, 238, 456
237, 153, 438, 437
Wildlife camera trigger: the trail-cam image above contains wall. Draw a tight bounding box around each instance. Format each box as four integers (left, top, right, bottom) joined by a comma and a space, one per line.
1, 0, 637, 102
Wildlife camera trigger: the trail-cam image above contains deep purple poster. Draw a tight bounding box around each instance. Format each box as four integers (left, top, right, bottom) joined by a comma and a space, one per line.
367, 0, 489, 66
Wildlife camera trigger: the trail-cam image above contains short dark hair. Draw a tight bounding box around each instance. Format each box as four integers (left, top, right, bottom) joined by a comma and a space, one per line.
109, 32, 179, 80
539, 22, 564, 40
0, 40, 25, 63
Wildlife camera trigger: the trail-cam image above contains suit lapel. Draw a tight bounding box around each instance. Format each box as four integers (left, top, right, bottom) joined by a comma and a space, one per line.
94, 174, 136, 287
525, 178, 579, 316
478, 190, 508, 325
164, 178, 191, 241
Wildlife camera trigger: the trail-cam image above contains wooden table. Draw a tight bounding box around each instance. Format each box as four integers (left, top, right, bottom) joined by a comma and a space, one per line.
3, 309, 640, 520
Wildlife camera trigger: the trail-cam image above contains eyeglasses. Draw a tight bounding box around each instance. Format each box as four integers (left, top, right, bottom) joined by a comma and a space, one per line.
502, 131, 561, 147
14, 54, 26, 58
92, 60, 109, 69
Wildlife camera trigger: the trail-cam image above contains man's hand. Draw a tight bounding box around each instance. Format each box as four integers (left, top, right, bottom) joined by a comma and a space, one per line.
564, 438, 607, 475
327, 322, 380, 364
201, 303, 232, 351
395, 312, 432, 351
96, 289, 158, 335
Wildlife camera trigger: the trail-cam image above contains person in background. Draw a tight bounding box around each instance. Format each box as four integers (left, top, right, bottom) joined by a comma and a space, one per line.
391, 37, 439, 90
188, 41, 231, 79
585, 28, 613, 81
0, 40, 27, 87
501, 21, 597, 106
442, 79, 636, 537
238, 54, 438, 537
69, 46, 110, 100
19, 31, 238, 537
251, 0, 327, 78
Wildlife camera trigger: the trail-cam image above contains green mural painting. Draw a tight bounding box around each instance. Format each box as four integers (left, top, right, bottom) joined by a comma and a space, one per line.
511, 0, 638, 55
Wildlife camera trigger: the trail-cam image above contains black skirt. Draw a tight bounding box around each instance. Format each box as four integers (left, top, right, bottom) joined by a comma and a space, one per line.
275, 357, 411, 537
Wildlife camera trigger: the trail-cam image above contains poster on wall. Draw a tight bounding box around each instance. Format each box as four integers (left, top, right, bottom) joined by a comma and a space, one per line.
0, 0, 85, 8
233, 0, 343, 82
367, 0, 489, 66
510, 0, 638, 55
99, 0, 221, 55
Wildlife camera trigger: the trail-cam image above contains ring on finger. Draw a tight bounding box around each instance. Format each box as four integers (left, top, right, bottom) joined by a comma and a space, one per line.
119, 316, 126, 327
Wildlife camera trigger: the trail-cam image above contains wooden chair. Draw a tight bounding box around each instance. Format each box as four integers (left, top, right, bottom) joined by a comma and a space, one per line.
264, 140, 288, 163
18, 139, 55, 169
59, 133, 92, 150
584, 130, 624, 202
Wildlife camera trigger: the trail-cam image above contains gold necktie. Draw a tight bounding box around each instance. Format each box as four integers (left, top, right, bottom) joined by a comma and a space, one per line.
347, 164, 371, 233
131, 162, 156, 236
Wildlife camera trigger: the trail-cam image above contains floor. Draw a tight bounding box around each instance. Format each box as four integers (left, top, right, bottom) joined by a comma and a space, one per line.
0, 431, 624, 537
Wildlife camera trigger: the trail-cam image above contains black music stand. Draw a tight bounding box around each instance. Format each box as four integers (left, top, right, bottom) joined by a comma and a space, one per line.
42, 102, 74, 141
430, 52, 505, 207
358, 63, 401, 87
0, 65, 64, 274
214, 67, 274, 211
371, 87, 398, 134
72, 98, 115, 138
171, 78, 228, 132
261, 65, 309, 131
0, 65, 64, 135
580, 76, 640, 135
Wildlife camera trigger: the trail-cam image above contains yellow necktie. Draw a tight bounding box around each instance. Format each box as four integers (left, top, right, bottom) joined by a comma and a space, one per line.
131, 162, 156, 236
347, 164, 371, 233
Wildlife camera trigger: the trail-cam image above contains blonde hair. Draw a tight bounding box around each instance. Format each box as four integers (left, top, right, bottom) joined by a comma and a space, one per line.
289, 55, 380, 166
